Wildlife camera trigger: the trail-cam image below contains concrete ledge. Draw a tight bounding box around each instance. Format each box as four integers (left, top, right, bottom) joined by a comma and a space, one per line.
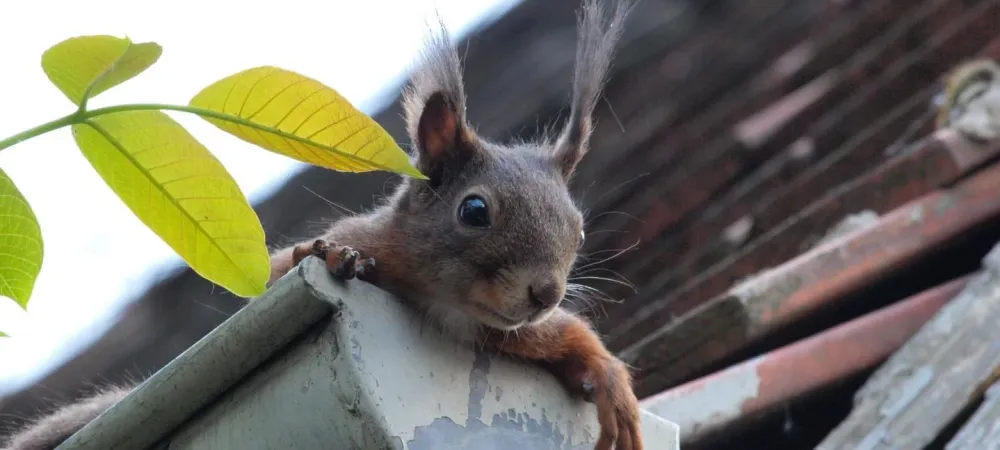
57, 256, 679, 450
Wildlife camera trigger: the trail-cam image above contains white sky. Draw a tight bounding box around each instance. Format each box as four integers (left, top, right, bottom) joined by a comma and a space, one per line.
0, 0, 521, 396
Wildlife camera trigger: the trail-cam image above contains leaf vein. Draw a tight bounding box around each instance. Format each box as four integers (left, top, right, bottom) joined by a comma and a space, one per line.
237, 68, 282, 117
246, 78, 313, 122
83, 121, 259, 289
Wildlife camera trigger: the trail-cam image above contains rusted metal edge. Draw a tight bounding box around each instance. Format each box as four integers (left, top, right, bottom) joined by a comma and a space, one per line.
640, 275, 970, 443
619, 150, 1000, 395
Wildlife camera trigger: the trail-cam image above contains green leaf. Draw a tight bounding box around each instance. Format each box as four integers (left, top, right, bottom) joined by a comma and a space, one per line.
42, 35, 162, 106
0, 168, 43, 309
190, 66, 426, 179
72, 110, 269, 297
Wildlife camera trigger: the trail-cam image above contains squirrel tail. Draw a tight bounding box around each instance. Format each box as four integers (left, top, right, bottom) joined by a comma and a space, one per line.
2, 385, 130, 450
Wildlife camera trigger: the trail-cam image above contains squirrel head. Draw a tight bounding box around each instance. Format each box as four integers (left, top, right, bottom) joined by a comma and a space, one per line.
390, 0, 630, 332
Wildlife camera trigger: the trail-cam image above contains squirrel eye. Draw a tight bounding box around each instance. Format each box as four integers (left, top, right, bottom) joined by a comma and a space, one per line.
458, 195, 491, 228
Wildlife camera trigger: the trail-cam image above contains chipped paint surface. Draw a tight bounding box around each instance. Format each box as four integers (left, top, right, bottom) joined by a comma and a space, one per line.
818, 244, 1000, 449
638, 275, 965, 444
948, 382, 1000, 449
152, 258, 678, 450
810, 210, 880, 248
330, 271, 602, 448
641, 357, 762, 438
406, 352, 593, 449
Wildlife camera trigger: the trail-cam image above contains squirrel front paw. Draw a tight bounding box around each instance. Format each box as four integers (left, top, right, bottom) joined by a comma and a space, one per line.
590, 359, 643, 450
546, 357, 641, 449
292, 239, 377, 282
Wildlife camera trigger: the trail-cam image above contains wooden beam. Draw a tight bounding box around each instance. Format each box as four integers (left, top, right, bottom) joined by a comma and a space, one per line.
640, 274, 969, 443
816, 243, 1000, 449
946, 381, 1000, 450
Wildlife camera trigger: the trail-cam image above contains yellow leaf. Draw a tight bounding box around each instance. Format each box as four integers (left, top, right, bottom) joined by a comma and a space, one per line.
42, 35, 162, 106
0, 168, 43, 309
190, 66, 426, 179
72, 111, 269, 297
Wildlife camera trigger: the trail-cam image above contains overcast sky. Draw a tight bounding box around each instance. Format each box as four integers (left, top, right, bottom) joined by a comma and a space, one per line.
0, 0, 520, 396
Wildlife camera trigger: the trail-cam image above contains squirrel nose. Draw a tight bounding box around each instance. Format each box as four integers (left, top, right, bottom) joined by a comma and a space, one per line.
528, 282, 561, 309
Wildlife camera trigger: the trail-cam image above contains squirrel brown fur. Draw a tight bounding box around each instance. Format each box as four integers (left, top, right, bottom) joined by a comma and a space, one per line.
2, 1, 641, 449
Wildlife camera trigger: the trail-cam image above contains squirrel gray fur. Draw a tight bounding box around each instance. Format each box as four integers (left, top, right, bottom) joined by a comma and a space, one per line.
2, 386, 129, 450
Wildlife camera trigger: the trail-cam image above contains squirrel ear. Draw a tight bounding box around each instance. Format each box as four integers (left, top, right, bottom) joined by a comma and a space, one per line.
416, 92, 462, 161
411, 91, 475, 184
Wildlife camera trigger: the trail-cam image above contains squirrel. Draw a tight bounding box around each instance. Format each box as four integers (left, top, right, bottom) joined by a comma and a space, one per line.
2, 1, 642, 449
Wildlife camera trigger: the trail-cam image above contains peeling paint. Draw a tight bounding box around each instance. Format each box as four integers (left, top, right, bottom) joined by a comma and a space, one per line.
817, 240, 1000, 449
406, 413, 588, 450
350, 336, 363, 363
642, 357, 763, 436
948, 382, 1000, 449
640, 276, 965, 444
406, 350, 590, 449
880, 366, 933, 418
142, 258, 677, 449
468, 351, 491, 423
734, 267, 805, 325
811, 210, 880, 249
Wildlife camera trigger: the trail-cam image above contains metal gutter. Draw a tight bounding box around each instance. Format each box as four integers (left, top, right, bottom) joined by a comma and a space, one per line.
57, 257, 679, 449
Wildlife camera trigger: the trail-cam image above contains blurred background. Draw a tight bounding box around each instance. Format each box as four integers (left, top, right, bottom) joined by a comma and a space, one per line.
4, 0, 1000, 448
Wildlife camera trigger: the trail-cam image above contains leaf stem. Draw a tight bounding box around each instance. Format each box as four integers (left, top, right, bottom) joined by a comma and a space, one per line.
0, 104, 224, 153
84, 104, 410, 173
0, 103, 417, 177
87, 103, 243, 123
0, 112, 79, 151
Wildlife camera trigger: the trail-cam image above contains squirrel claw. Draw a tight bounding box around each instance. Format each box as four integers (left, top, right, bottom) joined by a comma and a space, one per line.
302, 239, 378, 283
356, 258, 377, 283
332, 247, 360, 279
309, 239, 329, 257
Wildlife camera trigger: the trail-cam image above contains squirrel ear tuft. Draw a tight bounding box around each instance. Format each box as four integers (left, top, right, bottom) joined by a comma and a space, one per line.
552, 0, 631, 179
403, 14, 475, 184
